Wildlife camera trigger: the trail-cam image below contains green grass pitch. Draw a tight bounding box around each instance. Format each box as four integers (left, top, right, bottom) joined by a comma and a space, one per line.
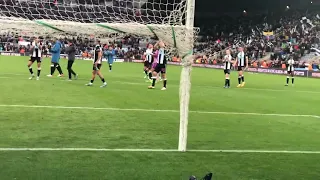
0, 55, 320, 180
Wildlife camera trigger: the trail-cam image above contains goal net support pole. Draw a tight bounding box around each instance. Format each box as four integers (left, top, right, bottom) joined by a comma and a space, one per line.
178, 0, 195, 152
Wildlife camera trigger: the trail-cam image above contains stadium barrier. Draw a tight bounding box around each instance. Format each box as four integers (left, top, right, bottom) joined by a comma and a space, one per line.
1, 51, 319, 78
0, 51, 125, 62
131, 59, 320, 79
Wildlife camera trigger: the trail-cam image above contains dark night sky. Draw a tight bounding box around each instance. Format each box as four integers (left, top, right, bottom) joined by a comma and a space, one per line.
195, 0, 315, 13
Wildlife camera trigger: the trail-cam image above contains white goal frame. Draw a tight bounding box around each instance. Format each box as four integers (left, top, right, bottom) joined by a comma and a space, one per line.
178, 0, 195, 152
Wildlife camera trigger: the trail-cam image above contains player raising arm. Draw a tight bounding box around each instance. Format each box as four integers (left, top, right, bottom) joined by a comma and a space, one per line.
148, 41, 167, 90
223, 49, 232, 88
285, 56, 295, 86
27, 38, 42, 80
234, 47, 248, 88
86, 41, 107, 88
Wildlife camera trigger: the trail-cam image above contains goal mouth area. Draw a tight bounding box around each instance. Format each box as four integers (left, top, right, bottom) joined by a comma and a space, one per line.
0, 16, 199, 57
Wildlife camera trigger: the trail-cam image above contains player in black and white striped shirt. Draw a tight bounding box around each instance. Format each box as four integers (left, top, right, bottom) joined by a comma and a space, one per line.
223, 49, 232, 88
234, 47, 248, 87
27, 38, 42, 80
85, 40, 107, 88
144, 44, 154, 80
285, 57, 295, 86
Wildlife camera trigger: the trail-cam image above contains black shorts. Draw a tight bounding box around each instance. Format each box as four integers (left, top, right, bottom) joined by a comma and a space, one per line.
144, 61, 152, 68
93, 64, 102, 71
30, 57, 41, 63
155, 64, 166, 74
287, 71, 294, 74
224, 69, 230, 74
237, 66, 244, 71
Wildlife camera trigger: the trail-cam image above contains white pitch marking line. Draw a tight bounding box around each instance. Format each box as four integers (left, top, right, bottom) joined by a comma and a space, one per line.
1, 73, 320, 94
0, 148, 320, 154
0, 148, 178, 152
187, 149, 320, 154
0, 104, 319, 119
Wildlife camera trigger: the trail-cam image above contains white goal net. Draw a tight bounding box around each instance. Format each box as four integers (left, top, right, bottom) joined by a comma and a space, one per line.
0, 0, 198, 151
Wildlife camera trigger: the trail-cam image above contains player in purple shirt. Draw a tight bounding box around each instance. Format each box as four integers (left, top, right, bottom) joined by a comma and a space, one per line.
148, 41, 167, 90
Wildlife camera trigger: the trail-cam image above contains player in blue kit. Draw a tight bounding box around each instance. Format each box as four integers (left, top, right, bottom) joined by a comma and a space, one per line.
104, 45, 115, 72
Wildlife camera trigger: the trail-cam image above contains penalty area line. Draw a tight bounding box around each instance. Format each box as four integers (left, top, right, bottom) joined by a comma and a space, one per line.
0, 148, 320, 154
0, 104, 319, 119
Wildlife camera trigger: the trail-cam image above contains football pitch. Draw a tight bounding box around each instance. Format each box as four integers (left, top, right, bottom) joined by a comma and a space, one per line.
0, 55, 320, 180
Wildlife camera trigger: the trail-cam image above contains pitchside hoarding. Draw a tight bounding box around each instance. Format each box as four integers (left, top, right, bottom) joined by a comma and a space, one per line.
1, 52, 319, 78
132, 59, 319, 78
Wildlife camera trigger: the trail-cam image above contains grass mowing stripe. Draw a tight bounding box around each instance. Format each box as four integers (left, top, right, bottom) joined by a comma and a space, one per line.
0, 148, 320, 154
1, 73, 320, 94
0, 104, 319, 119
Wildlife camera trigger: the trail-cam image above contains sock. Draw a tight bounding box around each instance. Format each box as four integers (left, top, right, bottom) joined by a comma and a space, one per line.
144, 70, 148, 75
152, 78, 156, 86
50, 65, 55, 75
292, 77, 294, 84
37, 68, 41, 77
56, 64, 63, 75
28, 67, 33, 75
68, 69, 72, 79
101, 78, 105, 83
225, 79, 228, 86
286, 76, 289, 84
109, 64, 112, 70
241, 75, 244, 82
163, 79, 167, 88
90, 79, 94, 83
225, 78, 230, 86
238, 76, 241, 84
148, 72, 152, 79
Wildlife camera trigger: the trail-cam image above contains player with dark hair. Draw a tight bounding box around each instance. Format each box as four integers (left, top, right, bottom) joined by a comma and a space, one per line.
86, 40, 107, 88
285, 56, 295, 86
27, 38, 42, 80
65, 41, 78, 81
148, 41, 167, 90
234, 47, 248, 87
223, 49, 232, 88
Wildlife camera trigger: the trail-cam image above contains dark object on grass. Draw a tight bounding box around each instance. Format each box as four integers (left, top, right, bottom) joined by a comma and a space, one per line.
201, 173, 213, 180
189, 172, 213, 180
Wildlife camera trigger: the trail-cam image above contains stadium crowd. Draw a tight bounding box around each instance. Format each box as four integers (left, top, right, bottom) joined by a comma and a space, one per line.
1, 9, 320, 70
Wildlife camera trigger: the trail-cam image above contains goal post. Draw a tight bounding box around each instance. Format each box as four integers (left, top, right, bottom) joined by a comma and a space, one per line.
178, 0, 196, 152
0, 0, 197, 152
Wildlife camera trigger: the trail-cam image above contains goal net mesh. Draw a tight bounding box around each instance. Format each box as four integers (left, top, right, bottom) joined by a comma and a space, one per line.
0, 0, 199, 58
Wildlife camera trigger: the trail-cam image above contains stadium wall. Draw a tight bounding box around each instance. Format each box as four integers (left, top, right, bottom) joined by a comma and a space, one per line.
1, 51, 320, 78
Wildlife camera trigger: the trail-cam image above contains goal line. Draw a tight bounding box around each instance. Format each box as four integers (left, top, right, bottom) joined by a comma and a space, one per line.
0, 148, 320, 154
0, 104, 319, 119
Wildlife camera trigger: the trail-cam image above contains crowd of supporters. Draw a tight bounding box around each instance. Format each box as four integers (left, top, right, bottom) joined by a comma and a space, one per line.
0, 34, 147, 60
193, 9, 320, 70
